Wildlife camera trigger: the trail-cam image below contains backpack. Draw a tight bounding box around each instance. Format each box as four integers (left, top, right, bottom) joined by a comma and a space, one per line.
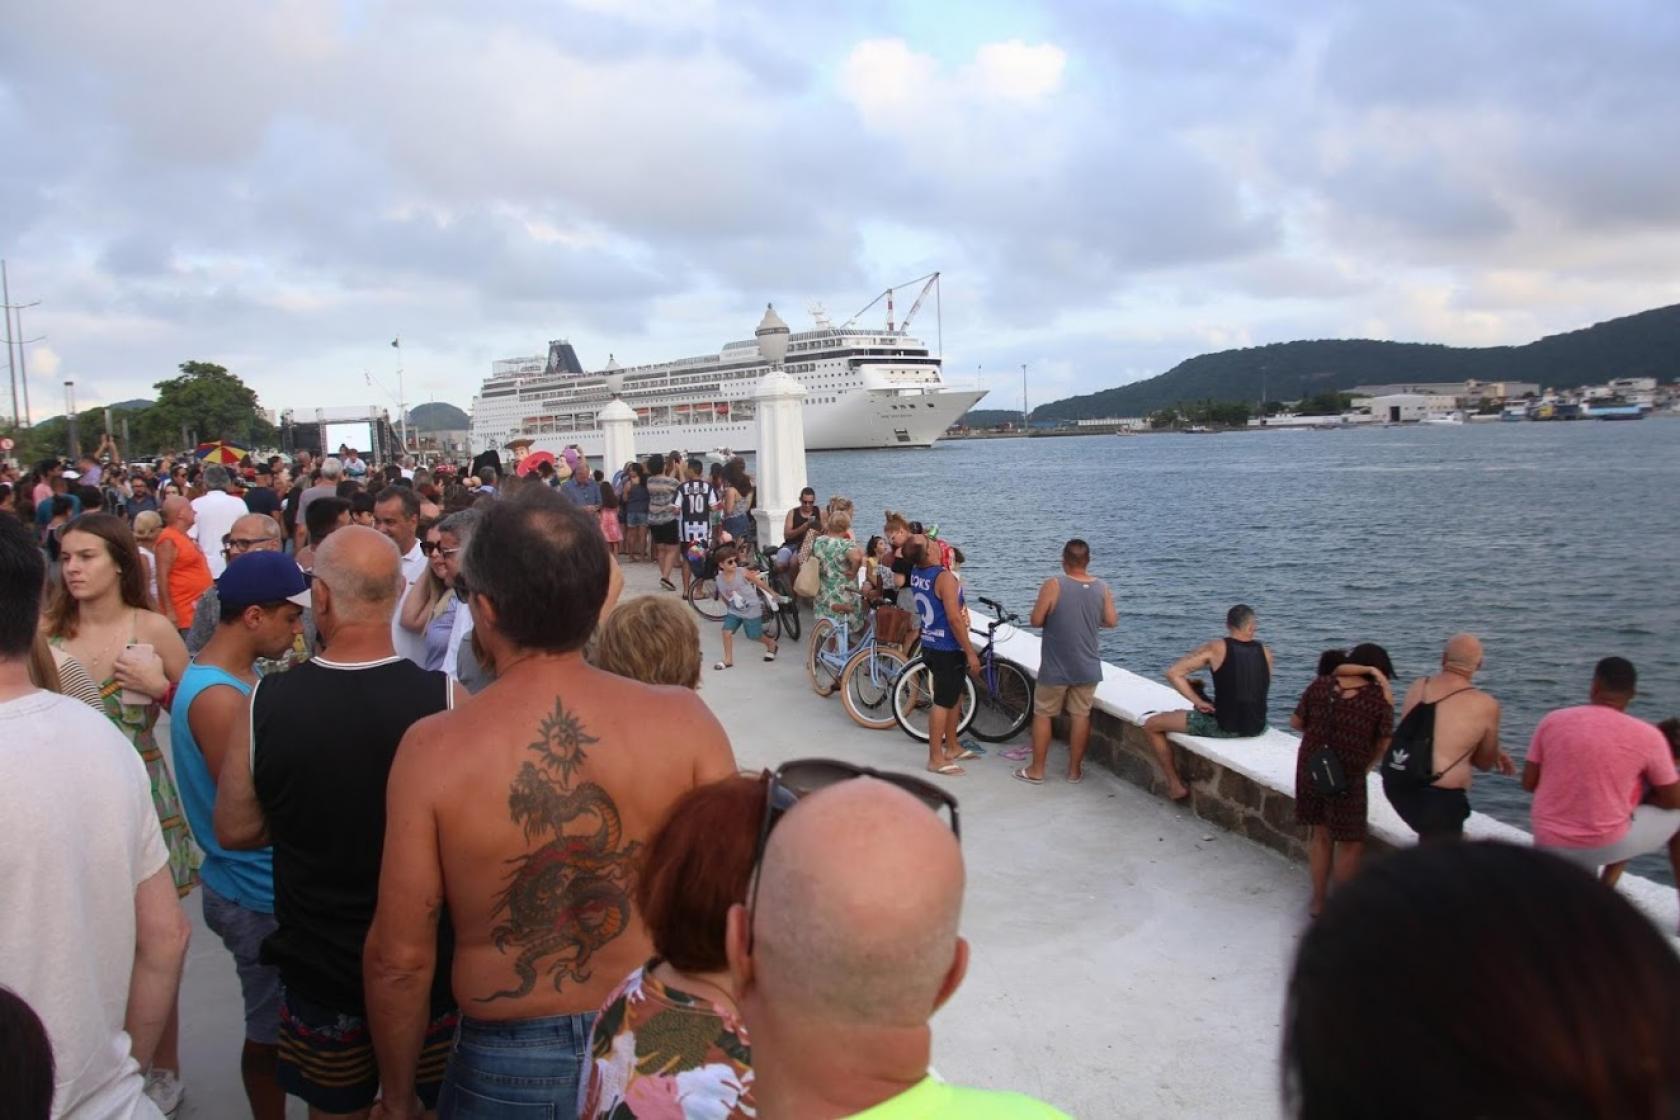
1380, 683, 1476, 792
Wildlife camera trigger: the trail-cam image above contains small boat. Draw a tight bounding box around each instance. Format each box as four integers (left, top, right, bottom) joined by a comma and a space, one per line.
1420, 411, 1465, 426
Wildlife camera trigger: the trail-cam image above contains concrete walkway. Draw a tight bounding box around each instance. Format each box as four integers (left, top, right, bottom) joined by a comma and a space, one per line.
172, 563, 1305, 1118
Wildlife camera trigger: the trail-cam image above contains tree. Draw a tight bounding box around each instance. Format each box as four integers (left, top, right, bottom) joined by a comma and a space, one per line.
1297, 391, 1353, 416
135, 362, 276, 453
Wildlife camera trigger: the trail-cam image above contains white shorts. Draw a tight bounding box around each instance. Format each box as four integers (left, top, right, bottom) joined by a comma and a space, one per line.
1543, 804, 1680, 870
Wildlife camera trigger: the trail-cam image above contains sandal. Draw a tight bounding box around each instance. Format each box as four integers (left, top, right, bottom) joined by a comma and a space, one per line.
1012, 767, 1044, 785
660, 577, 676, 591
952, 749, 980, 762
713, 661, 732, 671
928, 763, 965, 777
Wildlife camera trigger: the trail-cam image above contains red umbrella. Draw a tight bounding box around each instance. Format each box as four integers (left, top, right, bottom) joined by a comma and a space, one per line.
195, 441, 247, 465
516, 450, 557, 477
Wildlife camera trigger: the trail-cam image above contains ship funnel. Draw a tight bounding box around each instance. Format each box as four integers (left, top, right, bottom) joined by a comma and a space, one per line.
755, 303, 790, 366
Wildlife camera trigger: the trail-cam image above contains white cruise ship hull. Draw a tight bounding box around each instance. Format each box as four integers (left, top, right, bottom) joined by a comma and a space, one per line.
470, 315, 986, 458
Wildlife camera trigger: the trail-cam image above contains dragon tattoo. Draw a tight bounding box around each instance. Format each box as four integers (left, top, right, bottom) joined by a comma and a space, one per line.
476, 697, 643, 1003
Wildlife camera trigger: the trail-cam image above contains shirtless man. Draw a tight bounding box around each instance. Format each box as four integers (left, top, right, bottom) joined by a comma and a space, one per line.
1382, 633, 1514, 841
1143, 605, 1275, 801
364, 488, 735, 1120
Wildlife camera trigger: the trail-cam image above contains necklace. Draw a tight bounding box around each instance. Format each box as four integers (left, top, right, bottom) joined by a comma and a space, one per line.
76, 608, 135, 678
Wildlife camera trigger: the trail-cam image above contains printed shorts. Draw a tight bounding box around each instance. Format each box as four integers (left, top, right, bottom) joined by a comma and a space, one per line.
723, 614, 764, 640
1035, 681, 1098, 719
1185, 709, 1253, 739
277, 989, 457, 1114
201, 884, 281, 1045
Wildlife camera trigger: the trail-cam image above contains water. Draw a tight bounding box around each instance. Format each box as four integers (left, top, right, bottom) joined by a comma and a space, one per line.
798, 420, 1680, 881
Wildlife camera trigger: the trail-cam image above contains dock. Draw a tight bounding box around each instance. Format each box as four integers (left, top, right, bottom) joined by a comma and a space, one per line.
167, 559, 1676, 1119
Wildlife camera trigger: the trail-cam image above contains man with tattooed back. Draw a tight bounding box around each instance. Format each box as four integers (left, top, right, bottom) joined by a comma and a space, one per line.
365, 488, 737, 1119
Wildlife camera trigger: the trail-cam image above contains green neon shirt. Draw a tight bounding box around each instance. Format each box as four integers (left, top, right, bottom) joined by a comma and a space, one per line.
844, 1077, 1072, 1119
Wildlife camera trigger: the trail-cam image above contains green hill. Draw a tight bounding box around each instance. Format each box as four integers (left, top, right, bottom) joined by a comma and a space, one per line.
407, 402, 470, 431
1034, 303, 1680, 420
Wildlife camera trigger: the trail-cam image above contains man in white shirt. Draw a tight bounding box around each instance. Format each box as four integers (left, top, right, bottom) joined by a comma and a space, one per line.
190, 464, 250, 578
373, 485, 428, 665
0, 514, 192, 1119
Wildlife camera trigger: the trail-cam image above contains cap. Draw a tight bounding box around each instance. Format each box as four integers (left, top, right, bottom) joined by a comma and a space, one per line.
217, 550, 312, 609
61, 469, 81, 480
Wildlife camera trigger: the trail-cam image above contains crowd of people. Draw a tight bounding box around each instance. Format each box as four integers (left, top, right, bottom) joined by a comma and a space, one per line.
2, 439, 1678, 1119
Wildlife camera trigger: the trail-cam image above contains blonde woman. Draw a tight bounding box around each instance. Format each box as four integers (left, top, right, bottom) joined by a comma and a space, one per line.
132, 509, 163, 608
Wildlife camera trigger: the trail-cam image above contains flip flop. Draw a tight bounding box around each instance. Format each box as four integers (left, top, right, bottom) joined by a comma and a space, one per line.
999, 745, 1032, 762
928, 763, 965, 777
713, 661, 732, 670
1066, 771, 1084, 784
1012, 767, 1043, 785
957, 738, 986, 755
952, 749, 981, 762
763, 653, 776, 662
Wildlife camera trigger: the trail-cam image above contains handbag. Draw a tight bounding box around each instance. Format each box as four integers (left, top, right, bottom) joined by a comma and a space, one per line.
794, 554, 821, 599
1306, 681, 1350, 797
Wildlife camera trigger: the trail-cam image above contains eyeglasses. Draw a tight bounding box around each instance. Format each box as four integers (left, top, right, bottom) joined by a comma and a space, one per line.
222, 536, 273, 554
719, 558, 737, 567
746, 758, 959, 946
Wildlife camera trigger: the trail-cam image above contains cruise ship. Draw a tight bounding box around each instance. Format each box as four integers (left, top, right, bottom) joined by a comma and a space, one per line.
469, 285, 986, 457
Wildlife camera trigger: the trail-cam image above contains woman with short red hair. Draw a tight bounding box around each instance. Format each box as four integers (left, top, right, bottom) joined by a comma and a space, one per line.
580, 774, 765, 1119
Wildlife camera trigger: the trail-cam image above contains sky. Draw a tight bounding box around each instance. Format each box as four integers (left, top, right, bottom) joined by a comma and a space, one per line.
3, 0, 1679, 422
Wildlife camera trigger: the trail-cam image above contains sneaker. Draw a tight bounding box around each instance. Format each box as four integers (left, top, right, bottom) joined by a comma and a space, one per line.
143, 1069, 183, 1118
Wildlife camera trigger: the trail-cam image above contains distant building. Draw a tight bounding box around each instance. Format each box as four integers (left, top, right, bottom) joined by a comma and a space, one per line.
1348, 380, 1539, 404
1363, 393, 1441, 423
1074, 416, 1149, 431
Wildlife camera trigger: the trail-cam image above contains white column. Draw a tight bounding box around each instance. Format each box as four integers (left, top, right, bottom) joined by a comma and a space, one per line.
599, 398, 637, 476
751, 368, 808, 546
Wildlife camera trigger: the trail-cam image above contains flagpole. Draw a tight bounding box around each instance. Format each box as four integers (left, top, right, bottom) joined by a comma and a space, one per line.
391, 336, 407, 455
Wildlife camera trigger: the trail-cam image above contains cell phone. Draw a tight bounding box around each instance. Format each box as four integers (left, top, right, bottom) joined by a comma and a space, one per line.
120, 643, 155, 707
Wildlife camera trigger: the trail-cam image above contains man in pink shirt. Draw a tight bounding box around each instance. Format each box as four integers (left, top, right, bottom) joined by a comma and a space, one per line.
1523, 657, 1680, 909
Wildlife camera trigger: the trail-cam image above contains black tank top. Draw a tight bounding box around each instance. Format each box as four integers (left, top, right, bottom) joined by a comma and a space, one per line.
1211, 638, 1270, 736
252, 655, 454, 1014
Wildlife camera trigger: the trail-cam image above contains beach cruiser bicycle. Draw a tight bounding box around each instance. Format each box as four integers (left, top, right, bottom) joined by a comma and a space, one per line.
891, 596, 1035, 744
687, 545, 796, 642
806, 603, 919, 730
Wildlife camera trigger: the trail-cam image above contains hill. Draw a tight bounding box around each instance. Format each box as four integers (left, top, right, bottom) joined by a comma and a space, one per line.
960, 408, 1024, 427
1034, 303, 1680, 420
111, 398, 154, 412
407, 401, 470, 431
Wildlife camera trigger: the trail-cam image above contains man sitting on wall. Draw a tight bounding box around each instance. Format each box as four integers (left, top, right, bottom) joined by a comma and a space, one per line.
1142, 605, 1274, 801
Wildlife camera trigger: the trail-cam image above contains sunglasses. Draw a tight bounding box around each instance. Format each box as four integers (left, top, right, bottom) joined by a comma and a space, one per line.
746, 758, 959, 947
420, 541, 461, 557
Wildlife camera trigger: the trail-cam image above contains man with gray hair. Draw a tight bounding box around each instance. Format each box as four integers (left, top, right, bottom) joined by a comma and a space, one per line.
214, 526, 458, 1116
293, 457, 343, 551
192, 463, 250, 578
724, 775, 1069, 1119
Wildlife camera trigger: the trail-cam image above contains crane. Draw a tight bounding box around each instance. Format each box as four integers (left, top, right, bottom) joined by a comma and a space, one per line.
841, 271, 941, 333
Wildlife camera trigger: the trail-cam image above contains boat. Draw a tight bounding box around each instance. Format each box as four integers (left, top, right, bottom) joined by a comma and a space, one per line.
469, 275, 986, 456
1420, 411, 1465, 426
1500, 405, 1529, 422
1583, 403, 1645, 421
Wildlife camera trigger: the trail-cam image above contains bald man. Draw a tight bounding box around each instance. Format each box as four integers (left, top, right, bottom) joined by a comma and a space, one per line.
725, 779, 1070, 1119
156, 494, 213, 636
1383, 633, 1513, 842
214, 527, 459, 1118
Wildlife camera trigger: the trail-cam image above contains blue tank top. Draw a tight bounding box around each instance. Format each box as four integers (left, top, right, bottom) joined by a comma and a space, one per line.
910, 564, 963, 652
170, 663, 273, 912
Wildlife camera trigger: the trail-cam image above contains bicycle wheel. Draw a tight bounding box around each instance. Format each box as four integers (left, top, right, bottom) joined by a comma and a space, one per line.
840, 646, 908, 730
805, 619, 841, 696
755, 590, 781, 643
779, 595, 801, 640
967, 658, 1036, 742
892, 657, 977, 742
688, 576, 725, 621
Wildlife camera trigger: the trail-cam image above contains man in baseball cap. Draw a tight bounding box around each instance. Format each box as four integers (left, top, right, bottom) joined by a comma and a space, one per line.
167, 547, 312, 1120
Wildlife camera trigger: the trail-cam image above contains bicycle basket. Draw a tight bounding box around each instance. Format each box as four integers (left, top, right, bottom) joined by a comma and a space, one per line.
874, 605, 914, 647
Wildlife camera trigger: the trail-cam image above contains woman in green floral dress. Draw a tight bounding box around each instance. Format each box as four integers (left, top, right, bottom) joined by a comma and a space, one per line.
811, 509, 863, 626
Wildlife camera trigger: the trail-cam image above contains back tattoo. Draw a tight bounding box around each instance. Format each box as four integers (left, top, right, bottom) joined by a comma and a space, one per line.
476, 697, 643, 1003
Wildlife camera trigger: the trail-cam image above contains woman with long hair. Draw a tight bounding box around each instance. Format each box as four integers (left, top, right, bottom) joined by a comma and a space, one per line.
42, 512, 194, 1105
622, 463, 650, 561
721, 457, 755, 545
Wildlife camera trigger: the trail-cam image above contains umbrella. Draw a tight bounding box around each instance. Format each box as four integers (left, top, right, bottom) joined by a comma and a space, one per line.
195, 441, 247, 465
516, 450, 557, 477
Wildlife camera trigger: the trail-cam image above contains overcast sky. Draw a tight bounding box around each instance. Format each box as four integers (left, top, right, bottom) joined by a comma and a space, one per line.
3, 0, 1678, 421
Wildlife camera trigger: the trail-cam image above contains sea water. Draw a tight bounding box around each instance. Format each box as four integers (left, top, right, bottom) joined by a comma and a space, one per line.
801, 418, 1680, 881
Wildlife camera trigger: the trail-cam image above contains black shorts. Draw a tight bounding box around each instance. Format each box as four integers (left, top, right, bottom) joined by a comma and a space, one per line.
1383, 780, 1470, 842
921, 647, 968, 708
650, 520, 678, 546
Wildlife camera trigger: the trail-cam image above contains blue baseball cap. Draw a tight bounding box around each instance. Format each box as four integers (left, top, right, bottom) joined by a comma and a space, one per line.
217, 550, 312, 609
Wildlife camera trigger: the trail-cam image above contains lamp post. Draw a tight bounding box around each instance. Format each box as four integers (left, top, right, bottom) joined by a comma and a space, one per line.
1021, 363, 1029, 433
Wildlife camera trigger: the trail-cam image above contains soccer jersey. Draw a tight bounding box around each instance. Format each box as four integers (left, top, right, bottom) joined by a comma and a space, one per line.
677, 480, 717, 543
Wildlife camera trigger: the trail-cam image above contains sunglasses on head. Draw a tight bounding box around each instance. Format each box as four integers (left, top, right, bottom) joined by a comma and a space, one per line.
746, 758, 959, 945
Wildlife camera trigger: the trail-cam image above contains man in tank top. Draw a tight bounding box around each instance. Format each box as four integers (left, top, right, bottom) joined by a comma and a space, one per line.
169, 550, 309, 1120
363, 488, 736, 1118
1143, 605, 1276, 801
213, 526, 459, 1117
1015, 539, 1117, 785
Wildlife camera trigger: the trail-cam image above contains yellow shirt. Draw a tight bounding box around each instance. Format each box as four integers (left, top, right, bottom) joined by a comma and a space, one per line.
845, 1077, 1071, 1120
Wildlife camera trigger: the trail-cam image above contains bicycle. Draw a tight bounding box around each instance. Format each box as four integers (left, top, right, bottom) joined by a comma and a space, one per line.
835, 604, 916, 730
892, 596, 1035, 743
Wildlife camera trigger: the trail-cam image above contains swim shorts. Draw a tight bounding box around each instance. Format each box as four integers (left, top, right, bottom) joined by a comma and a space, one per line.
277, 989, 457, 1114
723, 614, 764, 640
1185, 709, 1253, 739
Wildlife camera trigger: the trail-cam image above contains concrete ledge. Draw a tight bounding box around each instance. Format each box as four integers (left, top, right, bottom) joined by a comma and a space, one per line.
974, 612, 1679, 935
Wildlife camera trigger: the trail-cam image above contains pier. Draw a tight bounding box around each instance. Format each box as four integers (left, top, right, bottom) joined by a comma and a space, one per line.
169, 559, 1678, 1118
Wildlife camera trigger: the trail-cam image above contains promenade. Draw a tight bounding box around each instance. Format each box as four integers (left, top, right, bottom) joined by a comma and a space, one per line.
170, 560, 1306, 1119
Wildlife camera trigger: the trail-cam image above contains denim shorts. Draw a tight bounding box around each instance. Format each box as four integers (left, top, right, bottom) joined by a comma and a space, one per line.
722, 613, 764, 639
201, 884, 282, 1045
626, 511, 648, 527
438, 1011, 596, 1119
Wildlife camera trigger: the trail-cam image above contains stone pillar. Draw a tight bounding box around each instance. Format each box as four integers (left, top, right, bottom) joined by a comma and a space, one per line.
599, 398, 637, 476
751, 368, 808, 546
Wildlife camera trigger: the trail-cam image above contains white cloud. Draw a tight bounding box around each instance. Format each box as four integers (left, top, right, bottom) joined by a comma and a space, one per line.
969, 40, 1065, 101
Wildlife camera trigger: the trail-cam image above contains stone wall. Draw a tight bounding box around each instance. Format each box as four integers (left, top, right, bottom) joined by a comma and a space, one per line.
1055, 708, 1398, 864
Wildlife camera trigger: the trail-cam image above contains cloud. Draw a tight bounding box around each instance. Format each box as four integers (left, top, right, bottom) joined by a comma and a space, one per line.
0, 0, 1677, 421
